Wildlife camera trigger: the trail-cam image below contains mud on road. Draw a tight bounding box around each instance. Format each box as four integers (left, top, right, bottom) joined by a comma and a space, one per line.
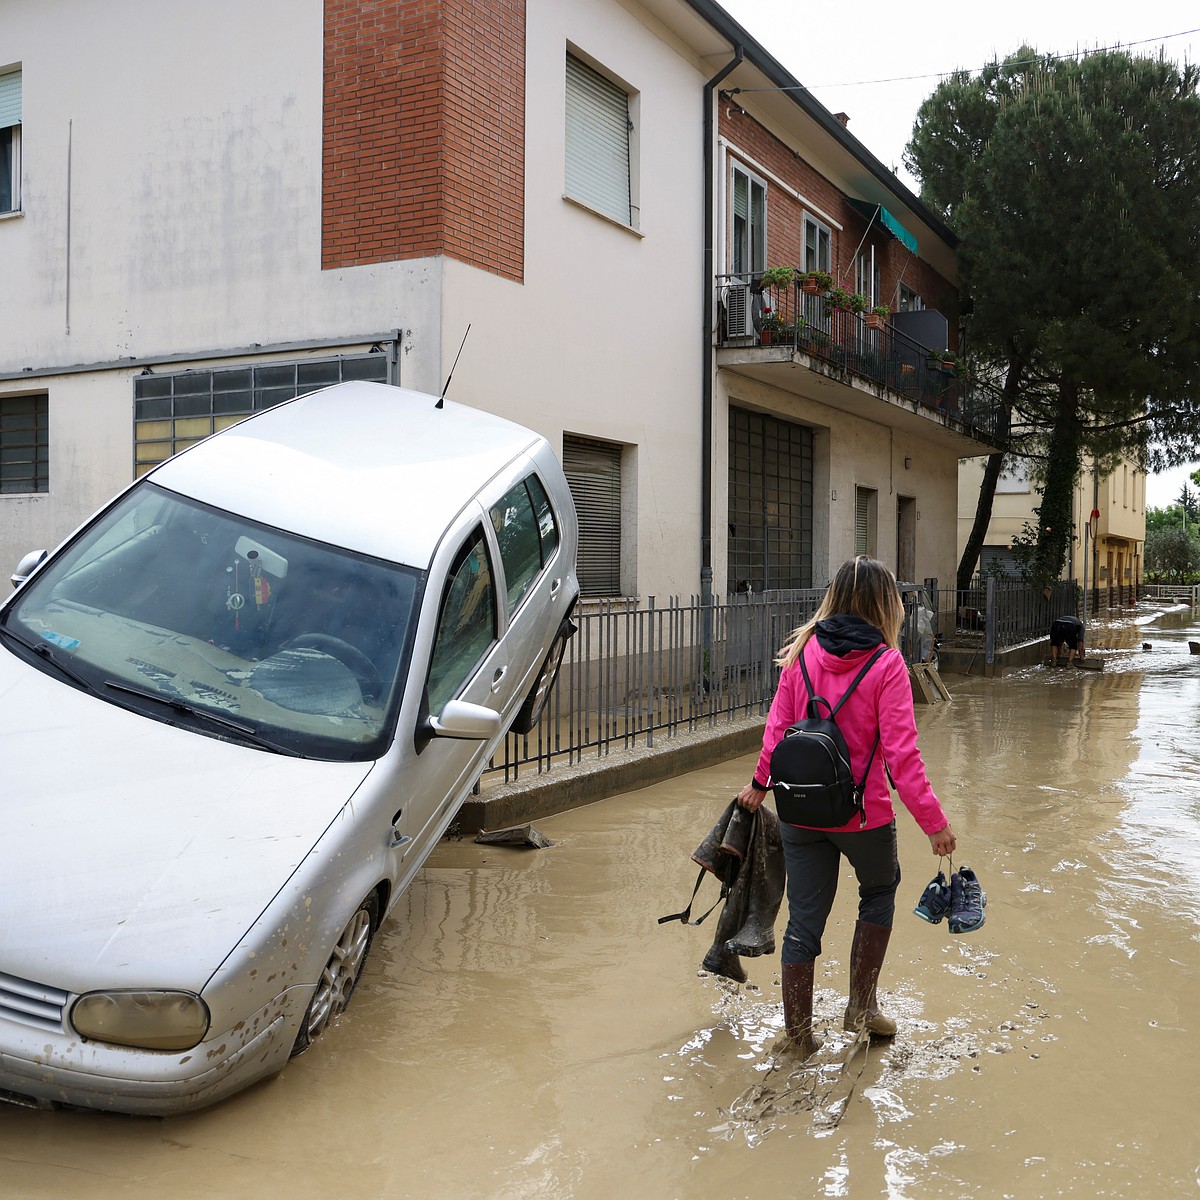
2, 604, 1199, 1198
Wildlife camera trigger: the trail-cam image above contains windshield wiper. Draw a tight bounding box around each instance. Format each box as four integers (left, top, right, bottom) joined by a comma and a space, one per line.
0, 623, 99, 693
103, 678, 301, 756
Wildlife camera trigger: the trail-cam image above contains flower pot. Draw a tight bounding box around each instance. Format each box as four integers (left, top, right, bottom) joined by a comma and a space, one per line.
864, 313, 887, 330
800, 281, 823, 295
760, 329, 774, 345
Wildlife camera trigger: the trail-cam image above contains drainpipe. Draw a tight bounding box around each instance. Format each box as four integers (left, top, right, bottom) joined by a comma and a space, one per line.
701, 46, 743, 623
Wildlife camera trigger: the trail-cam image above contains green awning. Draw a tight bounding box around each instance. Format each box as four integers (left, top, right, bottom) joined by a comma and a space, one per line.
849, 198, 918, 255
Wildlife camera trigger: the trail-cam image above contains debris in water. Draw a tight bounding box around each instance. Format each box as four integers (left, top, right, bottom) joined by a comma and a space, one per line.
475, 823, 553, 848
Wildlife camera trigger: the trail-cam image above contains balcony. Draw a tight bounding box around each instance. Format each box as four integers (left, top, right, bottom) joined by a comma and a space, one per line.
715, 274, 1006, 454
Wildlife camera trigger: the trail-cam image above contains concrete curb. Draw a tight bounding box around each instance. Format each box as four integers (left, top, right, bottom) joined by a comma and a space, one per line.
456, 715, 767, 833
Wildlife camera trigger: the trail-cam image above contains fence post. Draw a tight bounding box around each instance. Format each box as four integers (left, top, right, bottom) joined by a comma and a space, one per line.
985, 576, 996, 666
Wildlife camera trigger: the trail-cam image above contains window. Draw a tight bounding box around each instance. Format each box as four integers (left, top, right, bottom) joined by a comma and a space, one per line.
565, 53, 634, 227
728, 408, 813, 592
898, 284, 923, 312
427, 530, 497, 714
490, 474, 558, 617
855, 487, 877, 557
855, 249, 880, 308
730, 163, 767, 276
803, 216, 831, 274
996, 459, 1032, 494
563, 435, 622, 597
133, 353, 387, 474
0, 69, 20, 214
0, 393, 48, 493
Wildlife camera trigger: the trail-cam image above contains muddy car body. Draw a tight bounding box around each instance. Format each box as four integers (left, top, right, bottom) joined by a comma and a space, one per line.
0, 381, 578, 1114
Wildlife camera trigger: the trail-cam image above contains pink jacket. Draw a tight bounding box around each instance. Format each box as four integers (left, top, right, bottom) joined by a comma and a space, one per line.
753, 622, 947, 835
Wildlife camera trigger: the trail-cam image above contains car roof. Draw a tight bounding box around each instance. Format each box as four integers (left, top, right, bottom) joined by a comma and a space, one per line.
150, 381, 544, 566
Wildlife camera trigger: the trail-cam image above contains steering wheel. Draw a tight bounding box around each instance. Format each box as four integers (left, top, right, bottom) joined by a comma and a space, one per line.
284, 634, 383, 703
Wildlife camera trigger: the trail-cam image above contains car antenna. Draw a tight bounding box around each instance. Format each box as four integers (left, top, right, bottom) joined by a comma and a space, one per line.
437, 324, 471, 409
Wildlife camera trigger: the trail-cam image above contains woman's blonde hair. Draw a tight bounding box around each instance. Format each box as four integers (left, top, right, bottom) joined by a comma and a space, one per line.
776, 556, 904, 668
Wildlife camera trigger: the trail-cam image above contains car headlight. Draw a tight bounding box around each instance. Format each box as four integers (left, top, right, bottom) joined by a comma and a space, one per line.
71, 990, 210, 1051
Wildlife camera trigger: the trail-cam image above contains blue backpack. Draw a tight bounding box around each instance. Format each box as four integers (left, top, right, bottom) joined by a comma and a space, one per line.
769, 645, 886, 828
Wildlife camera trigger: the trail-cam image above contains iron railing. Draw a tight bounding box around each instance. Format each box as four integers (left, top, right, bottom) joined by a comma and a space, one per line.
481, 587, 943, 785
715, 274, 1006, 446
939, 578, 1078, 662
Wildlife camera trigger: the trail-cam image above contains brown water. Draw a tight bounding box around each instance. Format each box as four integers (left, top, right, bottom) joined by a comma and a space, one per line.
3, 604, 1200, 1198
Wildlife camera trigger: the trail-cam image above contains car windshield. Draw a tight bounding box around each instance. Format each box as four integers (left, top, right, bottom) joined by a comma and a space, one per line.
2, 483, 421, 760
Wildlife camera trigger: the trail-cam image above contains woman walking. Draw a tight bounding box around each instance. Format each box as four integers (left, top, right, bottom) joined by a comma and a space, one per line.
737, 556, 956, 1057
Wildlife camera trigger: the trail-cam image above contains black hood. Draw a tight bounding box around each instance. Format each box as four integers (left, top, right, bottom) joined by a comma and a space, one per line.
814, 614, 884, 657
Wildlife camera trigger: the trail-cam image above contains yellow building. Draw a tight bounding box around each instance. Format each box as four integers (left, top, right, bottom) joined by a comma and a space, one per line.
958, 455, 1145, 602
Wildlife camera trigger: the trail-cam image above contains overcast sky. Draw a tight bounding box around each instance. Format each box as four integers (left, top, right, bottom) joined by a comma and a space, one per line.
717, 0, 1200, 508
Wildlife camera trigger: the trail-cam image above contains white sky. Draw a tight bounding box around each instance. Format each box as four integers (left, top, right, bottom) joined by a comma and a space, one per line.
717, 0, 1200, 509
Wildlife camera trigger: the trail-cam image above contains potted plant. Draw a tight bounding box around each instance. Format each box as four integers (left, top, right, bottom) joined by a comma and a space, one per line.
799, 269, 833, 295
825, 287, 868, 316
758, 265, 795, 293
864, 304, 890, 330
759, 310, 784, 345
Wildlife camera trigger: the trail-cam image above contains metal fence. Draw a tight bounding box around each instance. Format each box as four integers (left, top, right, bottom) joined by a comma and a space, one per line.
480, 586, 950, 786
1142, 583, 1200, 605
941, 578, 1078, 663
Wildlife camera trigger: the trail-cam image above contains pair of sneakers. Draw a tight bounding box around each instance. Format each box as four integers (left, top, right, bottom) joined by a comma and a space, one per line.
914, 865, 986, 934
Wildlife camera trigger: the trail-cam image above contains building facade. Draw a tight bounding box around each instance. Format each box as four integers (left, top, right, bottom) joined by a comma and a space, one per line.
0, 0, 1000, 603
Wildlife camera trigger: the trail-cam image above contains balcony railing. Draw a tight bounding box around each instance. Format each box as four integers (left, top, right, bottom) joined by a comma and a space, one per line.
716, 274, 1005, 445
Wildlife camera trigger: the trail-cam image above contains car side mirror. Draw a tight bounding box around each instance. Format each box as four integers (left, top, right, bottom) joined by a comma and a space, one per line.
10, 549, 47, 590
426, 699, 502, 741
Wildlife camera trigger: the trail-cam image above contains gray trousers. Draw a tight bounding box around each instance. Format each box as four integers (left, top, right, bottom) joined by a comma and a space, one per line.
779, 820, 901, 963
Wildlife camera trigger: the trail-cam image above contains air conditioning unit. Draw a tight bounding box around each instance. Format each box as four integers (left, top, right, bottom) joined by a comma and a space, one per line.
725, 283, 757, 339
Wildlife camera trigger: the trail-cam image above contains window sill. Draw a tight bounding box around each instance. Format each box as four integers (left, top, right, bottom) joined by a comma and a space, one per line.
0, 209, 24, 222
562, 195, 643, 239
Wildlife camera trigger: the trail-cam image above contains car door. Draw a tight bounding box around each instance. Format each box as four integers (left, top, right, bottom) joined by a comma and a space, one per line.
399, 521, 509, 861
484, 468, 567, 709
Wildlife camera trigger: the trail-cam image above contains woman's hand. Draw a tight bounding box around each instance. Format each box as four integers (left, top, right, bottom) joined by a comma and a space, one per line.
929, 823, 957, 857
737, 782, 768, 812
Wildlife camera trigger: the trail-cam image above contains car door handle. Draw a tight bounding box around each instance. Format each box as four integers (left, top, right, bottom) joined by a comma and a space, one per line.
491, 665, 508, 691
550, 578, 561, 596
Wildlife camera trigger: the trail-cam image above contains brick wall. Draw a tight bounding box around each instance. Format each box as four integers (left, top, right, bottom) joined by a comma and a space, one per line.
322, 0, 526, 280
718, 102, 956, 323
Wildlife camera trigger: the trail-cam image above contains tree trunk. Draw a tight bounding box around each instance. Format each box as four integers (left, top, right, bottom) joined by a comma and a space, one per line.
956, 358, 1020, 591
1033, 380, 1083, 586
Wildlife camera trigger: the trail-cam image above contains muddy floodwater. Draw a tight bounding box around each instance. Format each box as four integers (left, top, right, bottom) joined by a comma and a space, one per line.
3, 603, 1200, 1198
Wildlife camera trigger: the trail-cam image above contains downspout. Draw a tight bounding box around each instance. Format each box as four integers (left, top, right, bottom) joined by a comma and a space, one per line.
701, 45, 743, 618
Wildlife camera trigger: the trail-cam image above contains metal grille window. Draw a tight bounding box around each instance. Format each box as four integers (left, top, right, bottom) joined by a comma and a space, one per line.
728, 407, 813, 592
563, 434, 622, 597
133, 354, 388, 475
565, 53, 632, 226
0, 394, 48, 494
0, 68, 20, 214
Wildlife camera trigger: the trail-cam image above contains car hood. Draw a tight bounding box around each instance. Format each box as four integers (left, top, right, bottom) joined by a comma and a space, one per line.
0, 651, 374, 994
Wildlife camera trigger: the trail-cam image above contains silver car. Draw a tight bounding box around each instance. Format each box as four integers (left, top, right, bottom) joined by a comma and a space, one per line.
0, 381, 578, 1114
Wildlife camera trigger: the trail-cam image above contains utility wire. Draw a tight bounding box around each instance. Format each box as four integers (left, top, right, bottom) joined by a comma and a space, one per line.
732, 27, 1200, 94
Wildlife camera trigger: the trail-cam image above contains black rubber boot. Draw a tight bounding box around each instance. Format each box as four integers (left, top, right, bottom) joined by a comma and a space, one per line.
781, 960, 822, 1059
843, 920, 897, 1037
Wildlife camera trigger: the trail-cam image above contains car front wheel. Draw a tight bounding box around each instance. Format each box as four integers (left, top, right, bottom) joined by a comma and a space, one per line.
291, 893, 379, 1056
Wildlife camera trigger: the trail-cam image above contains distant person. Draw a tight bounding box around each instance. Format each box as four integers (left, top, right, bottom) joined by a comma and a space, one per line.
1048, 614, 1085, 665
737, 556, 956, 1059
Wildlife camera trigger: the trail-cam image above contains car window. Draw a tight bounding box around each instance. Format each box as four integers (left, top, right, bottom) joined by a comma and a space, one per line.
526, 473, 559, 566
2, 483, 420, 761
490, 478, 545, 617
426, 529, 497, 713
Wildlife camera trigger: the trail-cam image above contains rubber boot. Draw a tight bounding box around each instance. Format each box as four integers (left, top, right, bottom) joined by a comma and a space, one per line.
781, 960, 822, 1059
843, 920, 897, 1037
725, 808, 785, 958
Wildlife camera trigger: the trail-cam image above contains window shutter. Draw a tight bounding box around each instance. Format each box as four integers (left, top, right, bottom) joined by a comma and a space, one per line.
855, 489, 870, 556
565, 55, 630, 226
0, 71, 21, 128
563, 435, 622, 597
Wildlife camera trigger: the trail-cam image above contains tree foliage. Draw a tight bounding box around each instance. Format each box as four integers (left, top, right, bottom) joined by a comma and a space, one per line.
1144, 523, 1200, 582
906, 49, 1200, 586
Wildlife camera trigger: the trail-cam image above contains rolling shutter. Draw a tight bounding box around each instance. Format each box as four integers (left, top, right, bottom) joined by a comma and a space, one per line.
565, 54, 631, 226
563, 435, 622, 597
0, 71, 20, 128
